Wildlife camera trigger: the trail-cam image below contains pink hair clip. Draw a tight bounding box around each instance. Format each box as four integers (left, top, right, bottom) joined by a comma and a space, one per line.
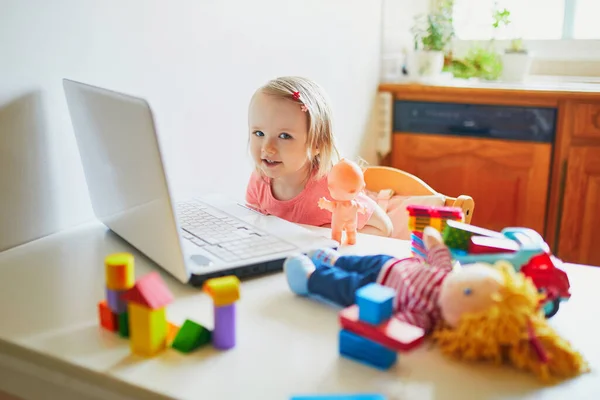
300, 105, 308, 112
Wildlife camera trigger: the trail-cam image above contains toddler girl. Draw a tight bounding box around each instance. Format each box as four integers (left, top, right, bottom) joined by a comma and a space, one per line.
245, 76, 393, 237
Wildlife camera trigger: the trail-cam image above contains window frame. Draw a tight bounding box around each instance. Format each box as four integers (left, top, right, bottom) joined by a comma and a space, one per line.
450, 0, 600, 61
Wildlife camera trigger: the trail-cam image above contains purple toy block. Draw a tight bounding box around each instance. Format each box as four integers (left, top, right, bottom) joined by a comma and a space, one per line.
213, 303, 235, 349
106, 287, 127, 314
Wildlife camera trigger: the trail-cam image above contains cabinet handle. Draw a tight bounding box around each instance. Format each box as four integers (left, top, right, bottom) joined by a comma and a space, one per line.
553, 160, 568, 253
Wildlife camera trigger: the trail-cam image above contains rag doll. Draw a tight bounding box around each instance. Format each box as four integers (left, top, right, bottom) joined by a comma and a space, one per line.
317, 158, 367, 245
284, 227, 590, 382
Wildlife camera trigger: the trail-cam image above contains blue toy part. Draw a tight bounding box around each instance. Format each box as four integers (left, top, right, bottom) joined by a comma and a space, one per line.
291, 395, 386, 400
338, 329, 397, 370
355, 283, 395, 325
450, 227, 547, 271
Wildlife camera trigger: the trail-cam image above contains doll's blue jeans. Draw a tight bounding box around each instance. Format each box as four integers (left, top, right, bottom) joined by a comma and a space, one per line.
306, 254, 395, 307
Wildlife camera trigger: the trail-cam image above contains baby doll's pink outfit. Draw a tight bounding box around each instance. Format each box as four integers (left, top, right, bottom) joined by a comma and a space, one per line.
245, 171, 376, 228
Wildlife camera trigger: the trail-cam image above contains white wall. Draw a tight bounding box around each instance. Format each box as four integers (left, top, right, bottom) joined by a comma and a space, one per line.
0, 0, 383, 251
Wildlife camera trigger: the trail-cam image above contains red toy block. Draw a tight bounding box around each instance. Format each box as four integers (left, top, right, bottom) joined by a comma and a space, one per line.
98, 300, 118, 332
406, 204, 463, 219
121, 272, 174, 310
339, 305, 425, 352
468, 235, 519, 254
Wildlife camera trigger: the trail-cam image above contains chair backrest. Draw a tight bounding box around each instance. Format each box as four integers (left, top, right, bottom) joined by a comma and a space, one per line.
363, 166, 475, 224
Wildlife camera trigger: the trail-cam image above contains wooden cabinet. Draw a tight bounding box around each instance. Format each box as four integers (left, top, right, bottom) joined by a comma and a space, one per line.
391, 133, 551, 233
558, 146, 600, 266
379, 83, 600, 266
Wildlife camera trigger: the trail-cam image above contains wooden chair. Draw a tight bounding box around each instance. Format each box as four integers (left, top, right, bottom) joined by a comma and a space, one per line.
363, 166, 475, 224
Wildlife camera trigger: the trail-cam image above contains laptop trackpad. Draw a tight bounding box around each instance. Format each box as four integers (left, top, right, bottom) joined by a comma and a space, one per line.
190, 254, 214, 267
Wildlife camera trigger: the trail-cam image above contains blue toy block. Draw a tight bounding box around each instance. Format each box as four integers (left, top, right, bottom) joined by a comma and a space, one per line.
338, 329, 397, 370
355, 283, 395, 325
291, 395, 386, 400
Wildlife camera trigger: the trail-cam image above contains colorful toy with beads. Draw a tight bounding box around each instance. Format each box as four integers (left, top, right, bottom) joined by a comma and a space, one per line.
442, 219, 505, 252
203, 275, 241, 350
406, 205, 464, 258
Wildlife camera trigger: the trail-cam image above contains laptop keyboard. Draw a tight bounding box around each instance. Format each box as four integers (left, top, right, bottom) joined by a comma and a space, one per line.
176, 199, 297, 262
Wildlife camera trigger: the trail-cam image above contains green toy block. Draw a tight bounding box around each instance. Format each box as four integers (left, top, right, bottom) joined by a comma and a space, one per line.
171, 319, 211, 353
442, 224, 472, 251
118, 312, 129, 337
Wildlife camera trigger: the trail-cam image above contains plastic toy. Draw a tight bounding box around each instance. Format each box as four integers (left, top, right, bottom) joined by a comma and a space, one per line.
444, 222, 571, 318
337, 281, 425, 370
171, 319, 211, 353
290, 395, 386, 400
98, 253, 136, 335
339, 329, 397, 370
121, 271, 174, 357
406, 205, 464, 258
203, 275, 241, 350
98, 253, 242, 355
355, 283, 395, 325
339, 304, 425, 352
318, 159, 367, 245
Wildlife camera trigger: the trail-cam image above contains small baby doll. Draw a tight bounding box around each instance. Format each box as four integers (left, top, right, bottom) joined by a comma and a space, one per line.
284, 226, 498, 333
317, 159, 367, 245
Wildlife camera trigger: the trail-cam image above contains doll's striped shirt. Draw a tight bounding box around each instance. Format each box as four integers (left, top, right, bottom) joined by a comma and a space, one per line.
375, 244, 454, 332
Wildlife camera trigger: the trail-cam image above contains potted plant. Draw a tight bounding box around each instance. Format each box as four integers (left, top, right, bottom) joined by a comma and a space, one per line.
410, 1, 455, 78
501, 37, 533, 82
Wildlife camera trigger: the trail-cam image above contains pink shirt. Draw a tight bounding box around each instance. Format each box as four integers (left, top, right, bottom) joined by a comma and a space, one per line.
245, 171, 376, 228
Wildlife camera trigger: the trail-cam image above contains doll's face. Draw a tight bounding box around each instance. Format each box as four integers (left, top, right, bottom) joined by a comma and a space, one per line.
438, 263, 504, 328
327, 161, 365, 201
248, 91, 312, 181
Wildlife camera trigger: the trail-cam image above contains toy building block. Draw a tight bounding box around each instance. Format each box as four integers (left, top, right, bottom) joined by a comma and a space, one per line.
339, 329, 397, 370
117, 312, 129, 338
203, 275, 240, 350
105, 253, 135, 291
468, 235, 519, 254
171, 319, 211, 353
339, 305, 425, 352
167, 322, 180, 346
98, 300, 118, 332
106, 287, 128, 314
290, 395, 387, 400
121, 272, 174, 356
355, 283, 395, 325
442, 220, 505, 251
212, 303, 236, 350
203, 275, 240, 306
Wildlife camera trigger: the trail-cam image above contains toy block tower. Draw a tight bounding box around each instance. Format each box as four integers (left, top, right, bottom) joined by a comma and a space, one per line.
203, 275, 240, 350
406, 205, 464, 259
98, 252, 135, 336
338, 283, 425, 370
121, 271, 174, 357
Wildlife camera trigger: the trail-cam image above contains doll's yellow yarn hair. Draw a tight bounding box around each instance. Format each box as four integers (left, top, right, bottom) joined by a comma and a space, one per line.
433, 261, 590, 383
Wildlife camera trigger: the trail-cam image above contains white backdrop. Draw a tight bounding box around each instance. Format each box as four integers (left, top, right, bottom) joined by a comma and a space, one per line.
0, 0, 384, 251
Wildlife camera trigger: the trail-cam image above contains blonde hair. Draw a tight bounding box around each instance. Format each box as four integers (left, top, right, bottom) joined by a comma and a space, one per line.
252, 76, 340, 179
433, 261, 590, 383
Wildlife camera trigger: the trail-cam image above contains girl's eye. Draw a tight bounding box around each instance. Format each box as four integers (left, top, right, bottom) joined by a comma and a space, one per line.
253, 131, 265, 137
279, 133, 292, 139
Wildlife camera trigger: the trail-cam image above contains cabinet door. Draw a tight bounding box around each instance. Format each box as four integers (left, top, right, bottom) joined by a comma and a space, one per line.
391, 133, 552, 233
557, 146, 600, 266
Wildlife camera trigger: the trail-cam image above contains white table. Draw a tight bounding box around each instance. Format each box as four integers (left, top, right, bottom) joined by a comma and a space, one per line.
0, 220, 599, 400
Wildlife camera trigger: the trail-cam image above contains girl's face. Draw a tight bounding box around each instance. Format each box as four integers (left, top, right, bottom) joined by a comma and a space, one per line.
248, 92, 312, 182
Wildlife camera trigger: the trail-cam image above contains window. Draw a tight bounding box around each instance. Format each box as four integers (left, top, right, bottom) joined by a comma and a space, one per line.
453, 0, 600, 40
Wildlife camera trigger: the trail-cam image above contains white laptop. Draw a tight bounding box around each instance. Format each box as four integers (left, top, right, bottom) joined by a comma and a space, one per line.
62, 78, 338, 286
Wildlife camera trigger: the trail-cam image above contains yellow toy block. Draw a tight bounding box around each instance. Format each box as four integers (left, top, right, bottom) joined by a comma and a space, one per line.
128, 302, 168, 357
105, 253, 135, 291
429, 217, 442, 231
203, 275, 240, 306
